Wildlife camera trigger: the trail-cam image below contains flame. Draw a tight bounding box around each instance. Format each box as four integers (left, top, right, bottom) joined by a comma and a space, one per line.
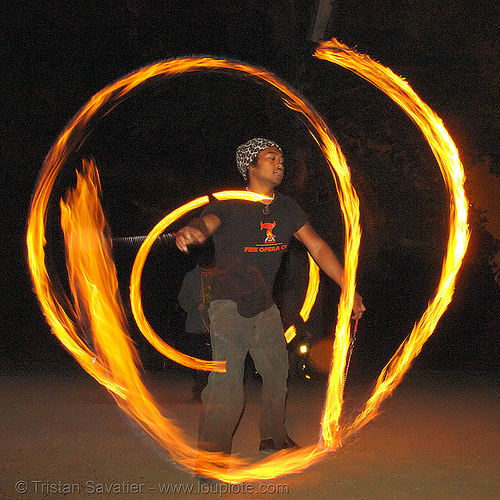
212, 190, 273, 203
57, 161, 330, 481
283, 326, 297, 343
130, 189, 320, 366
314, 39, 470, 440
284, 254, 321, 343
130, 195, 227, 373
26, 44, 468, 482
57, 159, 229, 473
299, 254, 321, 322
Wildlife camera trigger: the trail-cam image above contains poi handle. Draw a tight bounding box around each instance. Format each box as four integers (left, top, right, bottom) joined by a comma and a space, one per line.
112, 233, 176, 246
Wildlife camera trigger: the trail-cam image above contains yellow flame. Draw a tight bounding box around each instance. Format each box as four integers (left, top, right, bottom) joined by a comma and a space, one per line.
212, 190, 273, 203
130, 195, 227, 373
284, 325, 297, 343
314, 39, 470, 440
130, 189, 320, 366
60, 160, 145, 401
300, 254, 321, 322
26, 57, 360, 467
58, 159, 230, 474
284, 254, 321, 343
26, 53, 355, 480
26, 43, 468, 482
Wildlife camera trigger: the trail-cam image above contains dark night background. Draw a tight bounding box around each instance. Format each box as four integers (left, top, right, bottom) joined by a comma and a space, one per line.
2, 0, 499, 376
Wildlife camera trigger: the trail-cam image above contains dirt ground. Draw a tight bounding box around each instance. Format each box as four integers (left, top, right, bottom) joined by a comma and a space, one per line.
1, 366, 499, 499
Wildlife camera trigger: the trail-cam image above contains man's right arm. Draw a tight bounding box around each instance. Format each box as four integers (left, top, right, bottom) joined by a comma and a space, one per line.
174, 213, 220, 253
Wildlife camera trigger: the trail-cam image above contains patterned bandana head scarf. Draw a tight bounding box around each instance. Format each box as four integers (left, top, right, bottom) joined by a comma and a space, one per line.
236, 138, 282, 180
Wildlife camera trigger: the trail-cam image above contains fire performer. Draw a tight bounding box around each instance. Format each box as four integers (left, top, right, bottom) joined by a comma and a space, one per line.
174, 138, 365, 460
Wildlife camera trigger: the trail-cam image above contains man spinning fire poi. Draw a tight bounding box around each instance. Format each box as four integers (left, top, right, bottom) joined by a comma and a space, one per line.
174, 138, 365, 464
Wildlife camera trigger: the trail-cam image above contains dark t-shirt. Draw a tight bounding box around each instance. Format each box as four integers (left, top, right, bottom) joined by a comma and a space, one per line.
202, 191, 308, 316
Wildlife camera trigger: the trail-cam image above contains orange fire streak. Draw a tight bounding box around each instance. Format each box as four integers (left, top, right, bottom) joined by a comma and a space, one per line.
26, 56, 355, 480
299, 254, 321, 322
130, 190, 316, 371
56, 160, 329, 481
58, 159, 229, 474
314, 39, 470, 440
284, 254, 321, 343
26, 42, 468, 482
129, 195, 226, 373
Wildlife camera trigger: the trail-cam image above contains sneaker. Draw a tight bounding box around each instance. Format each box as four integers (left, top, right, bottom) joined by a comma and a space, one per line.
282, 435, 300, 450
259, 435, 300, 455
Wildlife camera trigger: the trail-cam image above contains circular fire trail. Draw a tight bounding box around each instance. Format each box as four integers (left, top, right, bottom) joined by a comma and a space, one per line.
26, 40, 468, 482
129, 190, 319, 372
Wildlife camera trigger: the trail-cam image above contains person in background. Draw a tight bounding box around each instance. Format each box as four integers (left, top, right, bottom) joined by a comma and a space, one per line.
178, 249, 216, 401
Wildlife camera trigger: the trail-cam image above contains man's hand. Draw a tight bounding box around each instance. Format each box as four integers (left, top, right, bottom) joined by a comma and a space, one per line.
174, 214, 220, 253
352, 291, 366, 320
174, 226, 206, 253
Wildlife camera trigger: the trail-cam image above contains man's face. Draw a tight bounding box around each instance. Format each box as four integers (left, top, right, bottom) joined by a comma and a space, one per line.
250, 146, 284, 185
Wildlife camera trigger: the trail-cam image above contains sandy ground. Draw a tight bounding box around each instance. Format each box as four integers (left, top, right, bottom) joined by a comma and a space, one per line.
1, 366, 499, 500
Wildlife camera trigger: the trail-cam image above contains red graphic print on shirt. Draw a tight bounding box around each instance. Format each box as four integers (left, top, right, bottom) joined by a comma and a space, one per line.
260, 221, 276, 243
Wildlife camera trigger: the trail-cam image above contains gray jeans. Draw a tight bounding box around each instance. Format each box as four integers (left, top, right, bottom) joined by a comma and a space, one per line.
198, 300, 289, 454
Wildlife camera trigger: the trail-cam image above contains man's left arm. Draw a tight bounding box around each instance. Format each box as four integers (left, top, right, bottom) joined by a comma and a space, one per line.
294, 223, 365, 319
